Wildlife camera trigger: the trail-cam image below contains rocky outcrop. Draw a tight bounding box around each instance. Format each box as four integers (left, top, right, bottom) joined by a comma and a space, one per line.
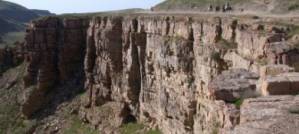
208, 69, 259, 102
22, 17, 89, 117
0, 43, 24, 73
21, 14, 299, 134
228, 95, 299, 134
261, 72, 299, 96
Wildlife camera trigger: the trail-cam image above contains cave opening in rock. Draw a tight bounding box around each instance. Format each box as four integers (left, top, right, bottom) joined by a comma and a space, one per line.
123, 114, 137, 124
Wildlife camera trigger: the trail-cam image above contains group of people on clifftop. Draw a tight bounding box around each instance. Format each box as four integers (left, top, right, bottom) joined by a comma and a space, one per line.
208, 2, 233, 12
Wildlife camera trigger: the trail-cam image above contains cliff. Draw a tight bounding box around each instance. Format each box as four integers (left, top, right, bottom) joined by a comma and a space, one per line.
13, 13, 299, 134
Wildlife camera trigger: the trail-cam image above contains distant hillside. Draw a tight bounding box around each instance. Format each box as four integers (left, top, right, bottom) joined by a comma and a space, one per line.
0, 0, 54, 47
154, 0, 299, 14
31, 9, 53, 17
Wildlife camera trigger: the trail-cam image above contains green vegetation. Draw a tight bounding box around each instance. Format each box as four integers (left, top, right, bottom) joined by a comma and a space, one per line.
120, 123, 145, 134
63, 116, 97, 134
0, 32, 25, 47
147, 129, 163, 134
0, 63, 29, 134
8, 119, 37, 134
0, 0, 52, 47
234, 99, 244, 108
120, 123, 162, 134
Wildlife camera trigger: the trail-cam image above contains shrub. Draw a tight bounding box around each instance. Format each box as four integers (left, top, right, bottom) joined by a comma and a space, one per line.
234, 99, 244, 108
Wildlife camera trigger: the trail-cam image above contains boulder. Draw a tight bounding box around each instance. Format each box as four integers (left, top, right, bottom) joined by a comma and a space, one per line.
209, 69, 259, 102
80, 102, 128, 133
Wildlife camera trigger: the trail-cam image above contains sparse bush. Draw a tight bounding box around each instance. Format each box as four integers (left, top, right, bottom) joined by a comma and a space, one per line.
120, 123, 145, 134
234, 99, 243, 108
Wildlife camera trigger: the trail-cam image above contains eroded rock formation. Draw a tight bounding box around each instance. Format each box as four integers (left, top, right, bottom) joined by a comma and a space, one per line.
21, 15, 299, 134
22, 17, 89, 117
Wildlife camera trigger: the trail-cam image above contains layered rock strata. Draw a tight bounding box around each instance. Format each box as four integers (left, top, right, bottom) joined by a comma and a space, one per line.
22, 17, 89, 117
22, 15, 299, 134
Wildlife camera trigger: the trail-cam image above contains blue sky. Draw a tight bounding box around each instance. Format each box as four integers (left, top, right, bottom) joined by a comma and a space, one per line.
6, 0, 164, 14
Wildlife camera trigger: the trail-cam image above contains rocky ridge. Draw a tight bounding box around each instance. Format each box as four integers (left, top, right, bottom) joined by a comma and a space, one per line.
19, 14, 299, 134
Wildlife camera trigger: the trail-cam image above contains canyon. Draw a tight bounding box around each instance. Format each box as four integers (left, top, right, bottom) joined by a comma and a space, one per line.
1, 12, 299, 134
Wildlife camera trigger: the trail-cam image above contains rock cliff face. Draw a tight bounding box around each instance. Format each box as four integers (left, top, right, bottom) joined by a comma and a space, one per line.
21, 14, 299, 134
22, 17, 89, 117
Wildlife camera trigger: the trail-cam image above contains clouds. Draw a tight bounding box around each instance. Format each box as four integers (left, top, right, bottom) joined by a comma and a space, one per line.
6, 0, 163, 14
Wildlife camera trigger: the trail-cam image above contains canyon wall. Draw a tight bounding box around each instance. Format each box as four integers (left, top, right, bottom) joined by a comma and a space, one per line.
21, 15, 299, 134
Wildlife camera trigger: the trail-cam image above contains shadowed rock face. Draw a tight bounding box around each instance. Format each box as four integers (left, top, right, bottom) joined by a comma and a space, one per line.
21, 15, 299, 134
22, 17, 89, 117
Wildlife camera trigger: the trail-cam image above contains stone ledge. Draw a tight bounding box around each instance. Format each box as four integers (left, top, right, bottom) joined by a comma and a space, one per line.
261, 72, 299, 96
208, 69, 259, 102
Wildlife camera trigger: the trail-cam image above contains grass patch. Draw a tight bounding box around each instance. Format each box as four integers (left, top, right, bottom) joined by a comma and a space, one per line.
0, 63, 29, 133
0, 32, 25, 48
120, 123, 145, 134
120, 123, 162, 134
147, 129, 162, 134
63, 116, 97, 134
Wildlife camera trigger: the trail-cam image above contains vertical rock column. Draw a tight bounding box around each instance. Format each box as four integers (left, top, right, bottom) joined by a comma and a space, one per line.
22, 18, 62, 117
82, 16, 130, 132
22, 17, 89, 118
139, 16, 197, 134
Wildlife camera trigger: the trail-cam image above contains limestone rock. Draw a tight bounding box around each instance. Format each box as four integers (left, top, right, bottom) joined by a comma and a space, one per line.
208, 69, 259, 102
228, 95, 299, 134
22, 17, 88, 117
21, 15, 299, 133
80, 102, 127, 134
261, 72, 299, 96
260, 65, 294, 79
